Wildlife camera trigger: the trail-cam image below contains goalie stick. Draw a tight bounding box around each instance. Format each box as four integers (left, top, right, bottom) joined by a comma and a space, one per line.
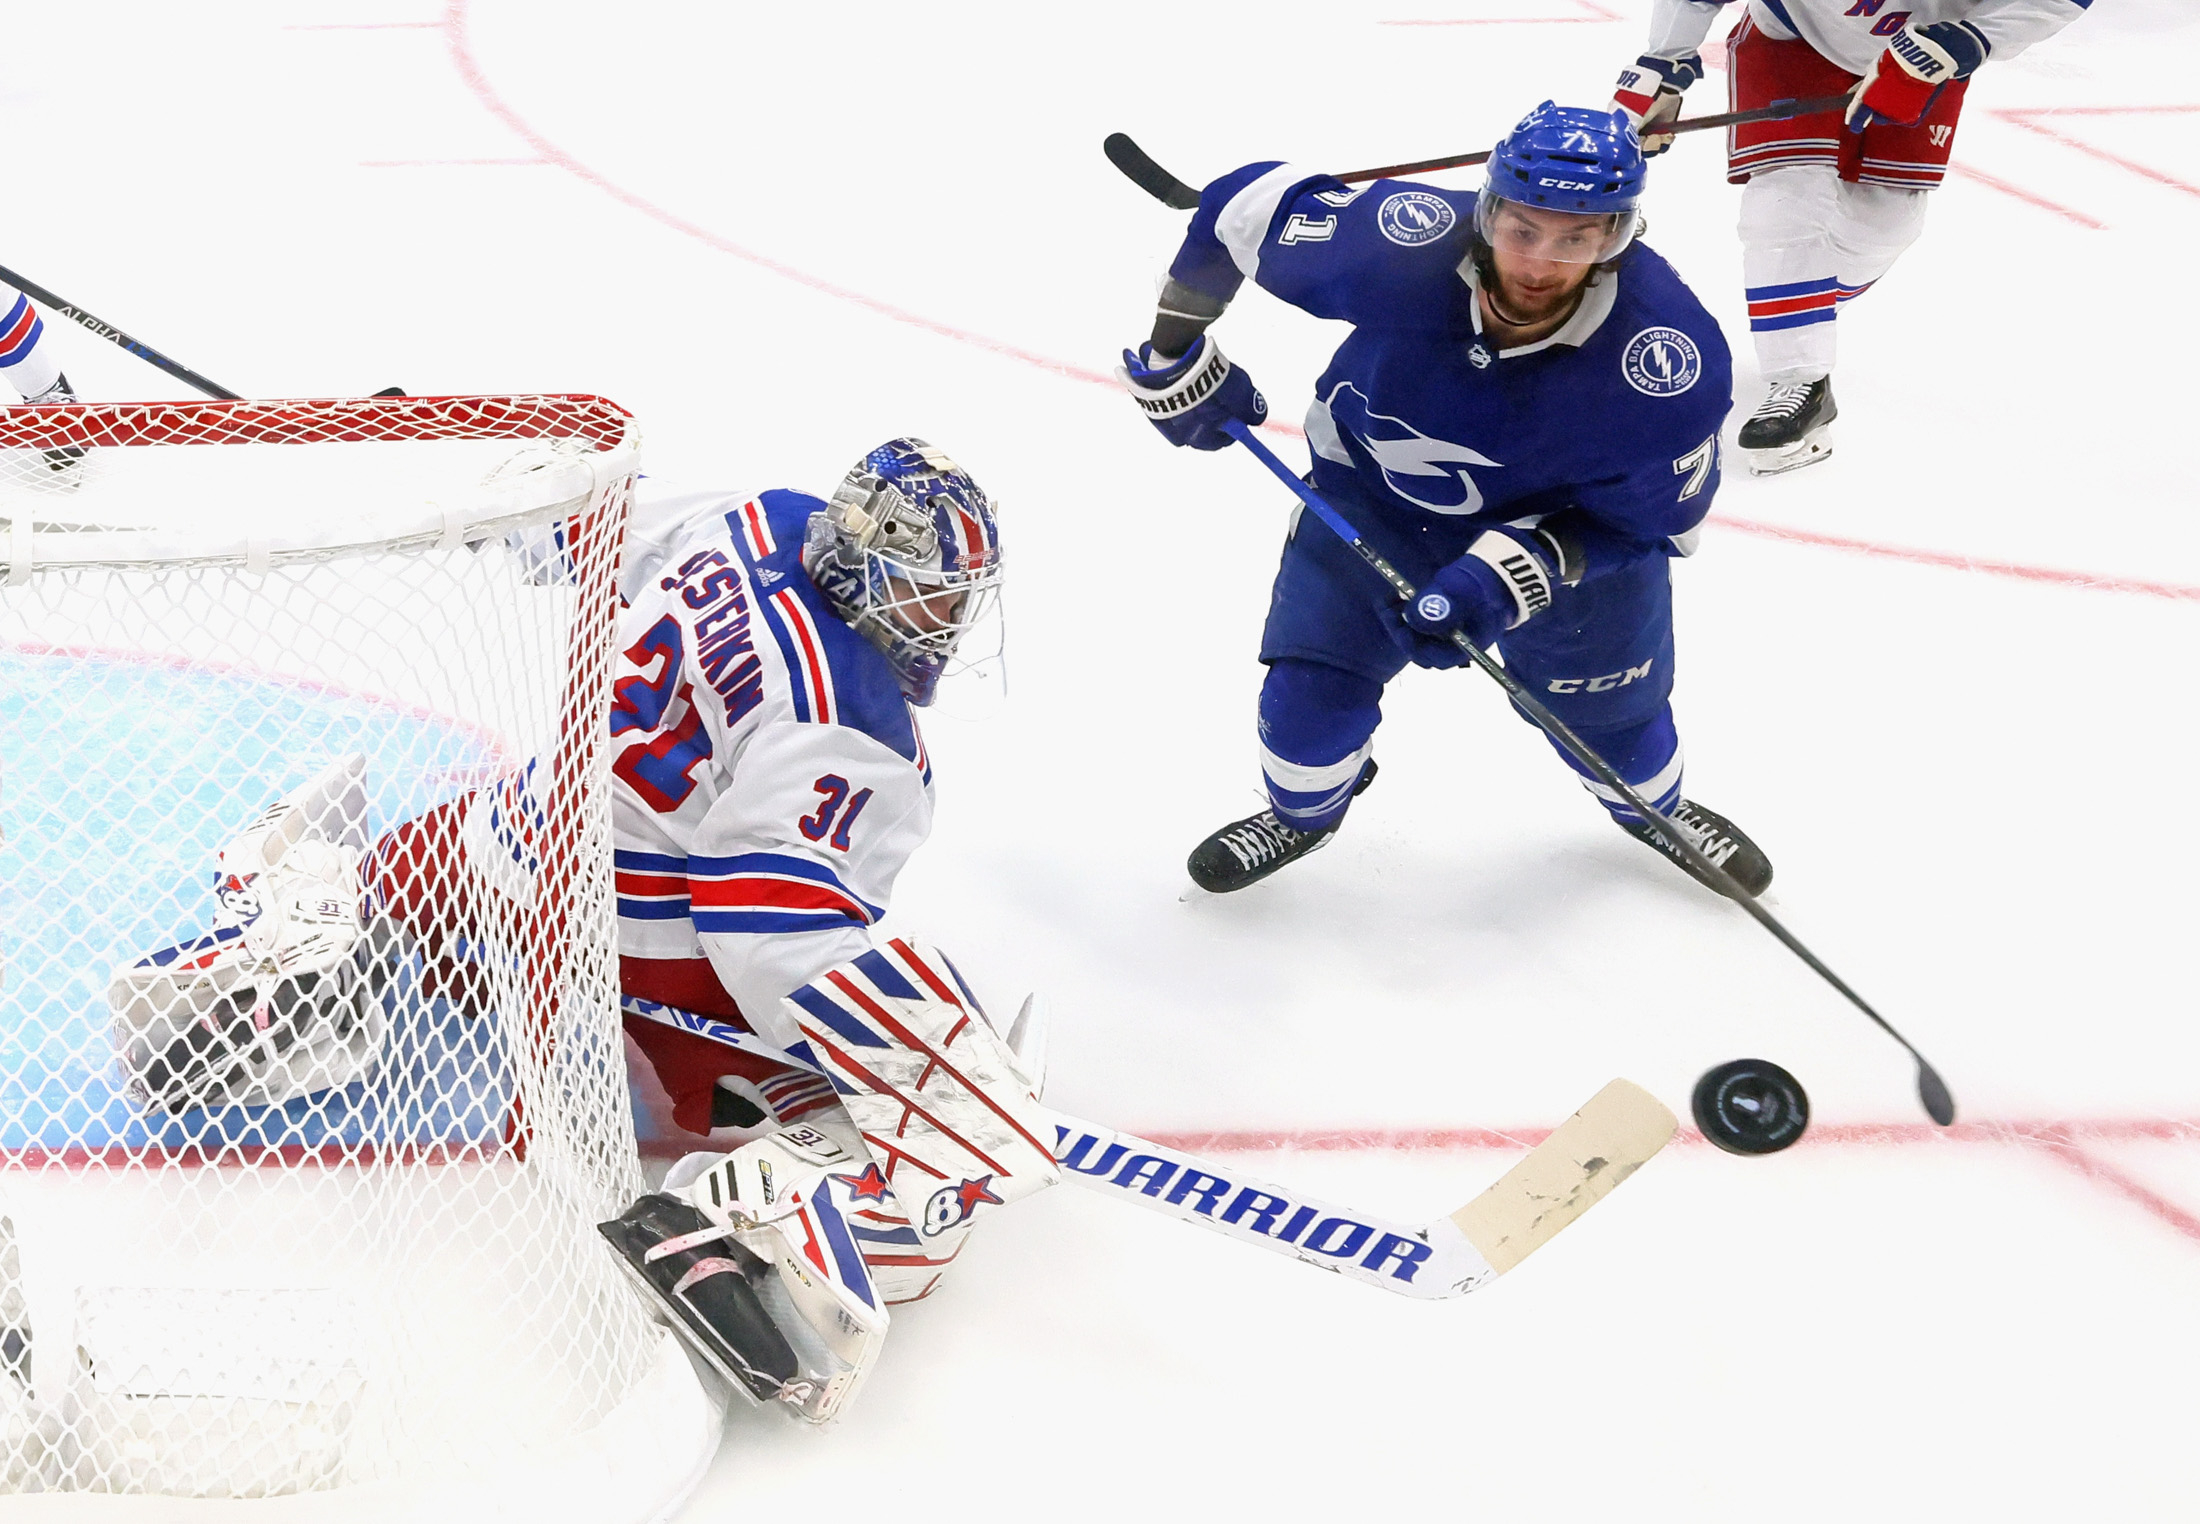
1220, 417, 1958, 1128
624, 995, 1676, 1299
1104, 95, 1852, 210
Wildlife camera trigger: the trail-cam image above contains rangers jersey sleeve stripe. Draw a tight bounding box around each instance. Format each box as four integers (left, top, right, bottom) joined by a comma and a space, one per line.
690, 849, 885, 928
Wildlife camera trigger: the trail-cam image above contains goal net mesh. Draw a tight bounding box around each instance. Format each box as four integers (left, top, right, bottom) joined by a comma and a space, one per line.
0, 397, 696, 1508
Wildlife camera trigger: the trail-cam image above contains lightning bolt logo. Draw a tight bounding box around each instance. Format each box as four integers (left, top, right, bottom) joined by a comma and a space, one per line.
1322, 383, 1503, 514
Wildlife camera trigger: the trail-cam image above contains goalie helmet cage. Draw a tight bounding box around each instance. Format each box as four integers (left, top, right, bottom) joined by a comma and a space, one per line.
0, 397, 725, 1519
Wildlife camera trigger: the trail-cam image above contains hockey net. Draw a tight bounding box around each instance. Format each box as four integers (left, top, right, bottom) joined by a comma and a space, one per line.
0, 398, 721, 1516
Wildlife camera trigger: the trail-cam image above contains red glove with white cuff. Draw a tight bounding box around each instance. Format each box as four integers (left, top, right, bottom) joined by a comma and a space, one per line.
1845, 20, 1989, 131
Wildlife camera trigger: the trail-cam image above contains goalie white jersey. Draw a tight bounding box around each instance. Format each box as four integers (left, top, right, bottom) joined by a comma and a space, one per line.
600, 488, 936, 1041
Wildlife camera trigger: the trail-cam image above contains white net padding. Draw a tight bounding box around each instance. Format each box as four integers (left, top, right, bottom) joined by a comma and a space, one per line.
0, 398, 724, 1517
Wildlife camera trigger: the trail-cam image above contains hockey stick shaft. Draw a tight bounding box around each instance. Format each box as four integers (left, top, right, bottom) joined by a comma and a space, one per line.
1106, 95, 1852, 209
1222, 419, 1956, 1126
1334, 94, 1853, 183
0, 260, 242, 400
623, 998, 1674, 1298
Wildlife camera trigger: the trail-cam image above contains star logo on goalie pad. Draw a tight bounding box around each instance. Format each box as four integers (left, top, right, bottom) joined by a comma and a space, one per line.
921, 1175, 1002, 1236
833, 1163, 895, 1204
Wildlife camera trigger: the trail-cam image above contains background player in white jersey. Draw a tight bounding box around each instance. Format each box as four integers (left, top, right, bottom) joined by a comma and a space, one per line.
1610, 0, 2088, 472
105, 440, 1057, 1419
0, 282, 85, 471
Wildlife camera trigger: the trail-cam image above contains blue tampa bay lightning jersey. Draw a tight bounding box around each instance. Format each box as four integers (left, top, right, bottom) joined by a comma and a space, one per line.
1168, 162, 1734, 570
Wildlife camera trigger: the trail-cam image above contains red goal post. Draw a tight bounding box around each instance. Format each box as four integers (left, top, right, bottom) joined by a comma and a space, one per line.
0, 395, 723, 1514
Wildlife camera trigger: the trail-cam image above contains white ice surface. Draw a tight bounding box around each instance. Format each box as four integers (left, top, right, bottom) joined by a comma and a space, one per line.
8, 0, 2200, 1516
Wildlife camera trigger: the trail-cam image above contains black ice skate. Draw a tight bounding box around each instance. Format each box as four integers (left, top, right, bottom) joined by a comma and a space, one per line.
597, 1193, 799, 1403
1621, 798, 1773, 899
1738, 376, 1836, 476
25, 373, 85, 474
1187, 761, 1376, 893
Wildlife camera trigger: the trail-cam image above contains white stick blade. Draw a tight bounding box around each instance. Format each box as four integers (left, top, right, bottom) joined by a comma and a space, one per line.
1450, 1079, 1676, 1276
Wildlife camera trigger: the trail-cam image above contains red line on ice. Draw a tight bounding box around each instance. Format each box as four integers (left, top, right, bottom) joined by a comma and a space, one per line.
1704, 515, 2200, 603
1141, 1117, 2200, 1250
2016, 1129, 2200, 1247
1991, 106, 2200, 202
1144, 1115, 2200, 1153
440, 0, 1113, 391
1947, 163, 2110, 229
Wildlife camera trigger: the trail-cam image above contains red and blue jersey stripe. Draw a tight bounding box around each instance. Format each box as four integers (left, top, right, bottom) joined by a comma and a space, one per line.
689, 850, 882, 935
614, 848, 692, 922
0, 293, 45, 368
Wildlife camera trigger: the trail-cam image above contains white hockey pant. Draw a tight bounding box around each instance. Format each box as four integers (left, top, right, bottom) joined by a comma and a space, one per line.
1739, 167, 1929, 383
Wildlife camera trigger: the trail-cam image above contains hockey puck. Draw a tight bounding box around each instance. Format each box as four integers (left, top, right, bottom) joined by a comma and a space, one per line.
1691, 1058, 1809, 1156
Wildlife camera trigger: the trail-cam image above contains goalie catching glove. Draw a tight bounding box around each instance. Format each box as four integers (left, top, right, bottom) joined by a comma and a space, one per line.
600, 939, 1058, 1425
106, 754, 388, 1115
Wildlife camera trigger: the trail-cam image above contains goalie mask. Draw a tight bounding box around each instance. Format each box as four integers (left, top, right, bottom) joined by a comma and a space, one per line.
803, 438, 1003, 707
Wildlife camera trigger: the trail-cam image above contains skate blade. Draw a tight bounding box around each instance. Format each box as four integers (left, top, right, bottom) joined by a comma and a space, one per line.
1745, 429, 1832, 477
597, 1221, 792, 1407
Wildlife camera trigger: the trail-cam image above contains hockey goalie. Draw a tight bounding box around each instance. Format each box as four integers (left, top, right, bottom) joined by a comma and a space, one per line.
105, 438, 1062, 1423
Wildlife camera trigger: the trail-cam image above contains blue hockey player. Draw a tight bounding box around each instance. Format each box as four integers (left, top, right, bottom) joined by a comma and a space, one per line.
1118, 103, 1773, 897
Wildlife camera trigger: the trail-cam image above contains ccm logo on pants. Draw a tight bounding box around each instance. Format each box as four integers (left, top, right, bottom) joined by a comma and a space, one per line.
1547, 660, 1654, 695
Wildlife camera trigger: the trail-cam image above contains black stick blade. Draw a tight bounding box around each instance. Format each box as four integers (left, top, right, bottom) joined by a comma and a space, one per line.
1917, 1062, 1957, 1127
1104, 133, 1201, 210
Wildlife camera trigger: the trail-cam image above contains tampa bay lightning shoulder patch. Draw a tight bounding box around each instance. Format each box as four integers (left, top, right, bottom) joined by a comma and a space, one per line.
1621, 327, 1702, 397
1377, 191, 1456, 246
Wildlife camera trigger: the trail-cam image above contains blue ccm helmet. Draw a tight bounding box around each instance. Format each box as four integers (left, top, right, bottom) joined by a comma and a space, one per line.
803, 438, 1004, 707
1474, 101, 1647, 264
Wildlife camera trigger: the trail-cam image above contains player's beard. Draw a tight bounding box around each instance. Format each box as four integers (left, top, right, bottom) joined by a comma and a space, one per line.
1491, 268, 1588, 327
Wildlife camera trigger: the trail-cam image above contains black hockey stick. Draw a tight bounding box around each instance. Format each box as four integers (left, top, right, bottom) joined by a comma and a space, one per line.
0, 261, 241, 400
1107, 94, 1853, 209
1222, 418, 1957, 1128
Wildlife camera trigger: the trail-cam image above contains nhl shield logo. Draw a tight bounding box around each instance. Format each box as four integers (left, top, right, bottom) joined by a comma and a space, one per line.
1621, 327, 1702, 397
1377, 191, 1456, 247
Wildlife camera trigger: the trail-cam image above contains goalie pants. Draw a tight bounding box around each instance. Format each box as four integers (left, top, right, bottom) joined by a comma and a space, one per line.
1728, 13, 1958, 382
1255, 486, 1683, 834
365, 798, 836, 1140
